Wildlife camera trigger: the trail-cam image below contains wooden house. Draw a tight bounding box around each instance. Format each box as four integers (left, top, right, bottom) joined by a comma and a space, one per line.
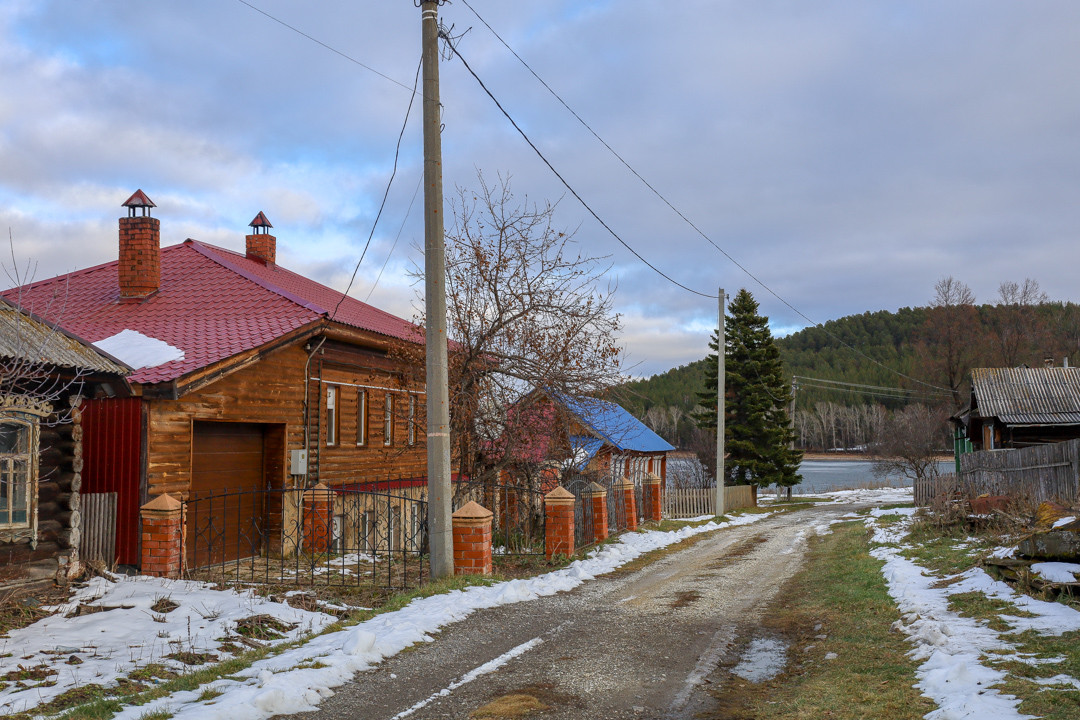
0, 300, 129, 589
6, 191, 433, 568
955, 366, 1080, 450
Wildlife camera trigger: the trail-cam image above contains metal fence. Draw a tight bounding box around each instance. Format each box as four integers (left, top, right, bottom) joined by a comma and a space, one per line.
452, 479, 546, 556
914, 438, 1080, 507
183, 485, 428, 589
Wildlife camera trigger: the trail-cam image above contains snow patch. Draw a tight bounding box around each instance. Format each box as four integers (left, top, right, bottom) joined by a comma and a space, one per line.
1030, 562, 1080, 585
94, 329, 184, 369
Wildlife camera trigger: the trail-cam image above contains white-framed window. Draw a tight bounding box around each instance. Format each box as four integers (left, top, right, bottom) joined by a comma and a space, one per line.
326, 385, 338, 446
356, 389, 368, 446
0, 418, 35, 529
407, 394, 416, 446
383, 393, 394, 446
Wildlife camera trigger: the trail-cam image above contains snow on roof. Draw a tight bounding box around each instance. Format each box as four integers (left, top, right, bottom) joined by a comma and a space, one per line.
6, 239, 423, 385
93, 329, 184, 370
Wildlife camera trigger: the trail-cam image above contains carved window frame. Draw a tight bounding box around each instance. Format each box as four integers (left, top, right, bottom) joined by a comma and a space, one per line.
0, 407, 43, 546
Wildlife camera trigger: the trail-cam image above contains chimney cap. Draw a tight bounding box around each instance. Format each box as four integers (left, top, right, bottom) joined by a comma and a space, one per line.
122, 189, 156, 217
249, 211, 273, 234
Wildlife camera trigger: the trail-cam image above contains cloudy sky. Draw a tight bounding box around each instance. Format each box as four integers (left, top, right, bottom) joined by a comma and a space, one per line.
2, 1, 1079, 377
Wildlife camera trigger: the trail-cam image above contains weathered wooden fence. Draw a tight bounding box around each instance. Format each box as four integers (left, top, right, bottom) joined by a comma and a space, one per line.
664, 485, 755, 519
914, 438, 1080, 506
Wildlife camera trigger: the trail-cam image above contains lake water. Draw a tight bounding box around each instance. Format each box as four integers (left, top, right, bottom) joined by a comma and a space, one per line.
788, 459, 953, 495
667, 456, 951, 495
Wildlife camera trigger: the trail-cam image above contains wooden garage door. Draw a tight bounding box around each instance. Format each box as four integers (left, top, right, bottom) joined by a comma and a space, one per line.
188, 422, 266, 566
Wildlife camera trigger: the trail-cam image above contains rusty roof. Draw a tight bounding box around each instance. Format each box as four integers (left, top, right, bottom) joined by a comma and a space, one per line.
971, 367, 1080, 426
0, 300, 129, 376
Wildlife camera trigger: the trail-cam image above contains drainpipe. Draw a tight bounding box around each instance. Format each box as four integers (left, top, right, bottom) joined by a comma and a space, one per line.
302, 337, 327, 487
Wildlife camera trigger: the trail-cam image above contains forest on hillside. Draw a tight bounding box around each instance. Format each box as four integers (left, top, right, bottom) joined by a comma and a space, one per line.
614, 278, 1080, 453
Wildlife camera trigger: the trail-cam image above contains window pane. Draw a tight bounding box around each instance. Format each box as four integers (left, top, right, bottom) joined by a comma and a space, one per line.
357, 390, 367, 445
0, 423, 26, 454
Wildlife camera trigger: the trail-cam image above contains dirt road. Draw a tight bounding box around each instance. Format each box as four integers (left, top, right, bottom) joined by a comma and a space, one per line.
282, 501, 864, 719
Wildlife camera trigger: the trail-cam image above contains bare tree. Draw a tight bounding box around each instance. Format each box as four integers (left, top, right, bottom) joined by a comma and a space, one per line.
400, 173, 624, 485
991, 278, 1049, 366
918, 276, 979, 408
870, 404, 948, 484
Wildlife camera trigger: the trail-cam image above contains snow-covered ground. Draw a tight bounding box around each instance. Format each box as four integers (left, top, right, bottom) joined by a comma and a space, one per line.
6, 487, 1071, 720
868, 504, 1080, 720
1, 511, 770, 719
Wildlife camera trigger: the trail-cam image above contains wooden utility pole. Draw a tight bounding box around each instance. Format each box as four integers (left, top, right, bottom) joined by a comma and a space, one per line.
715, 288, 726, 516
421, 0, 453, 579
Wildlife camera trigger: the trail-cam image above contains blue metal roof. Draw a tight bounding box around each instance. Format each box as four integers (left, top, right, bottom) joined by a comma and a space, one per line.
569, 435, 605, 471
553, 392, 675, 453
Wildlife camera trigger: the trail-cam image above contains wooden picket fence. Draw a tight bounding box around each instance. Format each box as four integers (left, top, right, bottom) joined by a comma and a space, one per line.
664, 485, 756, 519
914, 438, 1080, 506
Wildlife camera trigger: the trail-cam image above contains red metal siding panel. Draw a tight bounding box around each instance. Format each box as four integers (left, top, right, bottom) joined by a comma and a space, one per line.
83, 398, 143, 566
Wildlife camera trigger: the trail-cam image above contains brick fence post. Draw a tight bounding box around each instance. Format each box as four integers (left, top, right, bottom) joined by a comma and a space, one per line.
453, 501, 493, 575
584, 482, 608, 544
617, 477, 638, 531
642, 473, 662, 522
544, 486, 576, 560
140, 494, 184, 578
303, 483, 333, 553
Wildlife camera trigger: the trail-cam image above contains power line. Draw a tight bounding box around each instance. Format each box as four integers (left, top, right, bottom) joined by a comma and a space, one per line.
792, 375, 952, 397
459, 2, 950, 394
441, 36, 716, 300
234, 0, 418, 94
366, 171, 424, 302
331, 55, 423, 320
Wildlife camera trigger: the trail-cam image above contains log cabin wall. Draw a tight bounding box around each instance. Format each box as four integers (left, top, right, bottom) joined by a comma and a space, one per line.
145, 335, 428, 500
0, 393, 82, 589
145, 343, 307, 498
311, 339, 427, 486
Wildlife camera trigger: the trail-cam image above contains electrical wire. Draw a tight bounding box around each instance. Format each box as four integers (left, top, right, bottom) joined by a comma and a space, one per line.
459, 2, 950, 394
441, 37, 716, 300
366, 171, 424, 302
331, 55, 423, 320
234, 0, 419, 94
792, 375, 952, 397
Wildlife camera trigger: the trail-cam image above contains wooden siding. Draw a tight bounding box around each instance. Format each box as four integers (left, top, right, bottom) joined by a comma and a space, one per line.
144, 337, 428, 500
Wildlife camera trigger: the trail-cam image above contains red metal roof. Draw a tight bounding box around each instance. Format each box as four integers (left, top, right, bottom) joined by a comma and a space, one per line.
7, 239, 423, 386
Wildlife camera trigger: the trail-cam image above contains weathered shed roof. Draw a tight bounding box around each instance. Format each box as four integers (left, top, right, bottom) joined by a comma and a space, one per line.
0, 299, 129, 375
971, 367, 1080, 426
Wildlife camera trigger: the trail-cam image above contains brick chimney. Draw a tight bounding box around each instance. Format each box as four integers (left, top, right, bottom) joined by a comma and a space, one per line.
246, 211, 275, 265
118, 189, 160, 299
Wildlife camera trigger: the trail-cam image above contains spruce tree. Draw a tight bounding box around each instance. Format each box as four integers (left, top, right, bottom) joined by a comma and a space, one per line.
697, 289, 802, 488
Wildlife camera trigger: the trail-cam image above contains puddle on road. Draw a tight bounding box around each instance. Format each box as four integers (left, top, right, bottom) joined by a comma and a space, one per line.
730, 637, 788, 683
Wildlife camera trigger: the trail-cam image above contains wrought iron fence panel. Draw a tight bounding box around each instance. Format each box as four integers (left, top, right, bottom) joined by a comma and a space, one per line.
450, 479, 546, 556
182, 486, 429, 590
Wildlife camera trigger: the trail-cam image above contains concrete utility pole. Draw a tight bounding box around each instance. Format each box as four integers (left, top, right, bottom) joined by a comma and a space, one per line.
788, 378, 796, 501
421, 0, 453, 579
715, 288, 726, 517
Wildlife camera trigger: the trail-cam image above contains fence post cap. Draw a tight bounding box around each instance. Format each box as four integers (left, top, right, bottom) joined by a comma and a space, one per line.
616, 476, 635, 488
643, 473, 662, 484
545, 486, 575, 505
585, 482, 608, 496
141, 493, 181, 513
453, 500, 493, 521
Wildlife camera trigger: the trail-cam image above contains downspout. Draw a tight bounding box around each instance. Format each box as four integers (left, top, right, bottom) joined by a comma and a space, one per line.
302, 337, 327, 488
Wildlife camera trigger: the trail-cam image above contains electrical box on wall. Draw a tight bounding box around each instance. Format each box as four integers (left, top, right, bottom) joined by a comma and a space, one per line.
290, 449, 308, 475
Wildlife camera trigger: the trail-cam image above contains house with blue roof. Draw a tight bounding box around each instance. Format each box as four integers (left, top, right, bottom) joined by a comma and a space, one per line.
549, 392, 675, 485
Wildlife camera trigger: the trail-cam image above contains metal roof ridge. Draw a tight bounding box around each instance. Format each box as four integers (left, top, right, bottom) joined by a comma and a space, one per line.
185, 240, 330, 317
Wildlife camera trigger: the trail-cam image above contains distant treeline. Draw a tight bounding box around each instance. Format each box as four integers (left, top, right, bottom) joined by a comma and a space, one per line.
614, 280, 1080, 452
